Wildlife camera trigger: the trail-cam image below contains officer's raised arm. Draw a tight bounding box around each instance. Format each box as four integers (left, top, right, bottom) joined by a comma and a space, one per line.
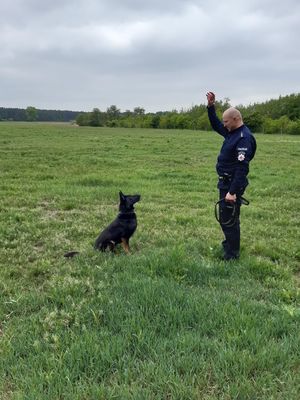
206, 91, 228, 137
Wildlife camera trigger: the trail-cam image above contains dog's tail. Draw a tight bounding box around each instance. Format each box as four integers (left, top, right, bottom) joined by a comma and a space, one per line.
64, 251, 80, 258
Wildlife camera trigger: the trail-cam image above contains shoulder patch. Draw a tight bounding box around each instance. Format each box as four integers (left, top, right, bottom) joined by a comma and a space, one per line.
238, 152, 245, 161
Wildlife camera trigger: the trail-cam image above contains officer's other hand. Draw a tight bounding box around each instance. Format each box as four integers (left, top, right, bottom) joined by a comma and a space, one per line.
225, 192, 236, 203
206, 91, 215, 106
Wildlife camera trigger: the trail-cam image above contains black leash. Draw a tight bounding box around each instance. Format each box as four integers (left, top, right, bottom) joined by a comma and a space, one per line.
215, 196, 249, 227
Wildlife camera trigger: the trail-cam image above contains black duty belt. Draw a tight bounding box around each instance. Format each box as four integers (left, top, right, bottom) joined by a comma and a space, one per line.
218, 174, 232, 182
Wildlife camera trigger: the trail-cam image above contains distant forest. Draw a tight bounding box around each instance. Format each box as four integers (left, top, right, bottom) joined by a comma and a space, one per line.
0, 107, 80, 122
1, 93, 300, 134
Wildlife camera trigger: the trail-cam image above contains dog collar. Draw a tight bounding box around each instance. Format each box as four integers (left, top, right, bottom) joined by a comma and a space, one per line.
118, 212, 136, 220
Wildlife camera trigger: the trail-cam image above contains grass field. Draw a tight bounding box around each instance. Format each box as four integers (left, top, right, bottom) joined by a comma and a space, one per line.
0, 122, 300, 399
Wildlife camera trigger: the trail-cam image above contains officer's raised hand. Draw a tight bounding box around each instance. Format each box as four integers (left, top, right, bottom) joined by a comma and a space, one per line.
206, 91, 215, 107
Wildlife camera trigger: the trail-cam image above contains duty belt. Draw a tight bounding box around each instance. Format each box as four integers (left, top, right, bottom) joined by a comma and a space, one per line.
218, 174, 232, 181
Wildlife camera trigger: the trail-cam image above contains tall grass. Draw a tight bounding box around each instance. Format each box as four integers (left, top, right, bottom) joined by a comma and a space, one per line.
0, 123, 299, 399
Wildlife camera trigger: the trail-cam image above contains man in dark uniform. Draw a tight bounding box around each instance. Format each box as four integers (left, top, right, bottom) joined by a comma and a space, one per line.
206, 91, 256, 260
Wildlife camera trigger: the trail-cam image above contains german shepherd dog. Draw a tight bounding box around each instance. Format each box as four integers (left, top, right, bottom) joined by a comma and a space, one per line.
64, 191, 141, 257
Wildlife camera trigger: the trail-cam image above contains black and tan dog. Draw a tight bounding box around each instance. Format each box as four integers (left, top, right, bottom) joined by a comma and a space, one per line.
64, 191, 141, 257
94, 191, 141, 253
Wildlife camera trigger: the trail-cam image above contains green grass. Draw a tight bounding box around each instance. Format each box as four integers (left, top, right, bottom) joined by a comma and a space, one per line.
0, 122, 300, 399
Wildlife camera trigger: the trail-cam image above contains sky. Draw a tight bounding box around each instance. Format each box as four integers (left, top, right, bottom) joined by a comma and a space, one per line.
1, 0, 300, 112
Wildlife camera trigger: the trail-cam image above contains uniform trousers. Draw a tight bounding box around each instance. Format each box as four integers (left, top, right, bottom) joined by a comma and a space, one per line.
218, 187, 245, 259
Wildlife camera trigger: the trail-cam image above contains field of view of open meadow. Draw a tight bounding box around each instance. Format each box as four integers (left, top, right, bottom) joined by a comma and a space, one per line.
1, 122, 300, 399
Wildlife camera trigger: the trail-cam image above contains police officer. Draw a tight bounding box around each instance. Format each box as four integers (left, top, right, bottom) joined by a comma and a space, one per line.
206, 91, 256, 260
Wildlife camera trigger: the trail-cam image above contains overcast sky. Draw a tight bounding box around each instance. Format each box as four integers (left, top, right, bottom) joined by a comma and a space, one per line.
1, 0, 299, 112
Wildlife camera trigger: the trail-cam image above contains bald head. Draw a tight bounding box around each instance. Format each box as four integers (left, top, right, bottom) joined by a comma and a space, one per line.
222, 107, 243, 132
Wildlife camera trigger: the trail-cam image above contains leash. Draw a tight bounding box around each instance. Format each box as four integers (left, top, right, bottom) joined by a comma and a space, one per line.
215, 196, 249, 227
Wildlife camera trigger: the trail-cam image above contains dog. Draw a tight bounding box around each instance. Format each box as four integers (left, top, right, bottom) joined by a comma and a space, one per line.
64, 191, 141, 257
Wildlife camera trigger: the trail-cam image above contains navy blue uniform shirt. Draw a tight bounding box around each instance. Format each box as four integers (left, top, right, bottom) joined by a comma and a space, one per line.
207, 105, 256, 195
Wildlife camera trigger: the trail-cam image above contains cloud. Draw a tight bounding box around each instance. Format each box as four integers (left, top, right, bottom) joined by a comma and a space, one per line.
0, 0, 300, 111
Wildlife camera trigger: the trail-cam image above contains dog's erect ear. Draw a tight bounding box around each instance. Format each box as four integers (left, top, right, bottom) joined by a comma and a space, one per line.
119, 191, 125, 201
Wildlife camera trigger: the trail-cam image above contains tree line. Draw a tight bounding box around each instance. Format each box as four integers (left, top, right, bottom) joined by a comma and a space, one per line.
0, 107, 80, 122
75, 93, 300, 134
1, 93, 300, 134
